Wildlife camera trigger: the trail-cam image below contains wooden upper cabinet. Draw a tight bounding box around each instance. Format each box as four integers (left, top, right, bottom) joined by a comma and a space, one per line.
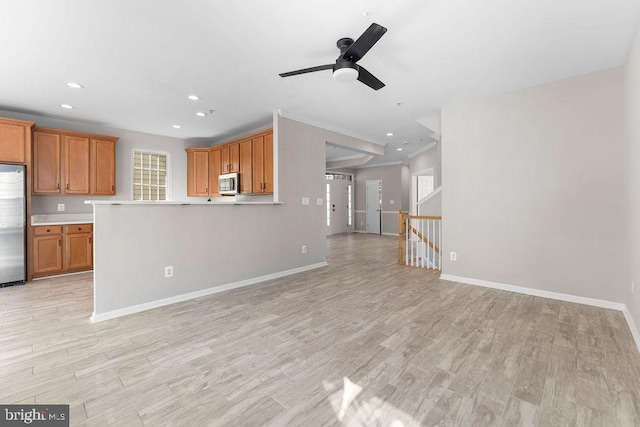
239, 139, 252, 193
263, 132, 274, 193
186, 128, 273, 197
33, 127, 117, 195
91, 138, 117, 195
209, 147, 222, 197
64, 135, 90, 194
33, 131, 62, 193
0, 117, 34, 164
186, 148, 210, 197
252, 131, 273, 194
221, 143, 240, 173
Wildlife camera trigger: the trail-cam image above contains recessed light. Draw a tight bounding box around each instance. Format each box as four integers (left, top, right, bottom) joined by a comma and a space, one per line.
172, 125, 182, 129
187, 95, 200, 101
66, 82, 84, 89
60, 104, 74, 109
397, 148, 403, 151
386, 132, 393, 137
196, 112, 206, 117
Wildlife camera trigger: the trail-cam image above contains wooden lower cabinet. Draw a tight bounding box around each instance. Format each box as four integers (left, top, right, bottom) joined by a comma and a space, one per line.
32, 224, 93, 277
33, 233, 63, 275
65, 225, 93, 270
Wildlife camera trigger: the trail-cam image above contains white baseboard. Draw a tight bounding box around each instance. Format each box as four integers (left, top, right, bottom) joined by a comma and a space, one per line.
622, 305, 640, 354
440, 274, 640, 353
91, 262, 328, 323
382, 232, 399, 237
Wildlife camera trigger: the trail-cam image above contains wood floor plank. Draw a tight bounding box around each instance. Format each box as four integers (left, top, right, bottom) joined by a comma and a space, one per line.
0, 233, 637, 426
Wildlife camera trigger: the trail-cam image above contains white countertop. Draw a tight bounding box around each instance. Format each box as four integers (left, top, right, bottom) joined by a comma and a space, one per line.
31, 213, 93, 226
84, 200, 283, 206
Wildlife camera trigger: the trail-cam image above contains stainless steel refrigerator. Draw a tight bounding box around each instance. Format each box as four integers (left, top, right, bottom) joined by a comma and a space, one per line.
0, 164, 26, 286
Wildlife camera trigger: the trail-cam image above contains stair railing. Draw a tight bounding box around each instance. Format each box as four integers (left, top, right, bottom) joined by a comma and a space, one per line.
397, 210, 442, 270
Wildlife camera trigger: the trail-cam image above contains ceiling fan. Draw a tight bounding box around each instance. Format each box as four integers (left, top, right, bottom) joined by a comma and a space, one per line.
279, 23, 387, 90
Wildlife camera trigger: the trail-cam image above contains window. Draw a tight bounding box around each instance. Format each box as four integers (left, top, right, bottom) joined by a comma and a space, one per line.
133, 151, 168, 200
348, 184, 352, 226
326, 183, 331, 226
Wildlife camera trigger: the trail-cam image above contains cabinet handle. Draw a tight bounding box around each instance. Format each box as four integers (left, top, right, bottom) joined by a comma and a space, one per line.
66, 183, 69, 190
89, 237, 92, 244
78, 227, 82, 231
57, 183, 60, 189
112, 185, 115, 192
58, 239, 61, 246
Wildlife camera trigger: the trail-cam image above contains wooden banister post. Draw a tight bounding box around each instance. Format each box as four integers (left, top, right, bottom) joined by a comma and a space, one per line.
398, 210, 404, 263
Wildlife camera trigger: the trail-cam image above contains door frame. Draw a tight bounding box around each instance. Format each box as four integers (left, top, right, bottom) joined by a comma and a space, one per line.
366, 179, 382, 234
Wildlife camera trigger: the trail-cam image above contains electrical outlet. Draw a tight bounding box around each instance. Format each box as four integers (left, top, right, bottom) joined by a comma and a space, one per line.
302, 245, 307, 254
450, 252, 457, 261
632, 280, 635, 294
164, 266, 173, 278
57, 204, 65, 212
302, 197, 309, 205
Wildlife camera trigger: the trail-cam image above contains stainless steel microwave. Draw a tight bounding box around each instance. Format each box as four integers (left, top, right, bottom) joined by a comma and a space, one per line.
219, 173, 239, 195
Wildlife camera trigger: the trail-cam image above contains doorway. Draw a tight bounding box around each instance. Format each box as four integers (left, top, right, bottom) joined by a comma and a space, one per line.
366, 180, 382, 234
411, 168, 435, 215
326, 177, 353, 235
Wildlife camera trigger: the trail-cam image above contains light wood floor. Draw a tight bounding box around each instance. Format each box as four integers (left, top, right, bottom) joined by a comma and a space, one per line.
1, 234, 639, 426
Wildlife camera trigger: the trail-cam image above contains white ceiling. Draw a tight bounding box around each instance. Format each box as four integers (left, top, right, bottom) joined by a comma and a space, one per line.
1, 0, 639, 166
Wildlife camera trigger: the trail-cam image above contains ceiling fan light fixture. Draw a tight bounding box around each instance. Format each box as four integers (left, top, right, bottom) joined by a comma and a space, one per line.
333, 67, 359, 83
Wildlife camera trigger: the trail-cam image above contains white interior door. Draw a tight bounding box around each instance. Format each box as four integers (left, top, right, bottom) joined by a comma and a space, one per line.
327, 180, 353, 235
366, 180, 381, 234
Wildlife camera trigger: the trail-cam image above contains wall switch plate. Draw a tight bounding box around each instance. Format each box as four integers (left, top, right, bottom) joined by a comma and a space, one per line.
390, 200, 395, 205
57, 204, 65, 212
302, 197, 309, 205
164, 266, 173, 278
450, 252, 457, 261
301, 245, 307, 254
316, 198, 323, 206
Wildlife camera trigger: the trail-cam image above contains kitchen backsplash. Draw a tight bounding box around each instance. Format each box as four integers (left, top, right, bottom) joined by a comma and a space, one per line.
31, 195, 115, 215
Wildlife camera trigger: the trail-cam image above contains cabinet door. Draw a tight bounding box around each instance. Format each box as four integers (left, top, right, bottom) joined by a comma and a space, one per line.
239, 139, 252, 193
186, 150, 209, 196
228, 143, 240, 173
91, 138, 116, 195
65, 233, 92, 270
0, 121, 26, 163
252, 136, 265, 193
209, 147, 222, 197
33, 131, 61, 193
64, 135, 90, 194
33, 235, 63, 274
263, 132, 274, 193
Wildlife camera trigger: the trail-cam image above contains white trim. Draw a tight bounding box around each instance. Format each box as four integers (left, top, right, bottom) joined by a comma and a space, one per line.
439, 274, 625, 310
382, 210, 399, 214
353, 230, 367, 233
439, 274, 640, 354
407, 141, 437, 159
356, 160, 405, 169
278, 110, 383, 146
382, 232, 399, 236
622, 305, 640, 354
354, 210, 366, 213
90, 262, 328, 323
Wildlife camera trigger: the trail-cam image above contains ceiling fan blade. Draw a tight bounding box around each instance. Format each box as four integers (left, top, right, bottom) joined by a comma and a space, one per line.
357, 66, 385, 90
342, 23, 387, 62
279, 64, 333, 77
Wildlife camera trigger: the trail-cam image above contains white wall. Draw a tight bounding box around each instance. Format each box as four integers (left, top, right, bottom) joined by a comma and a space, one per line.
354, 164, 405, 234
409, 143, 441, 188
625, 25, 640, 333
442, 68, 627, 303
92, 115, 377, 318
0, 109, 194, 214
